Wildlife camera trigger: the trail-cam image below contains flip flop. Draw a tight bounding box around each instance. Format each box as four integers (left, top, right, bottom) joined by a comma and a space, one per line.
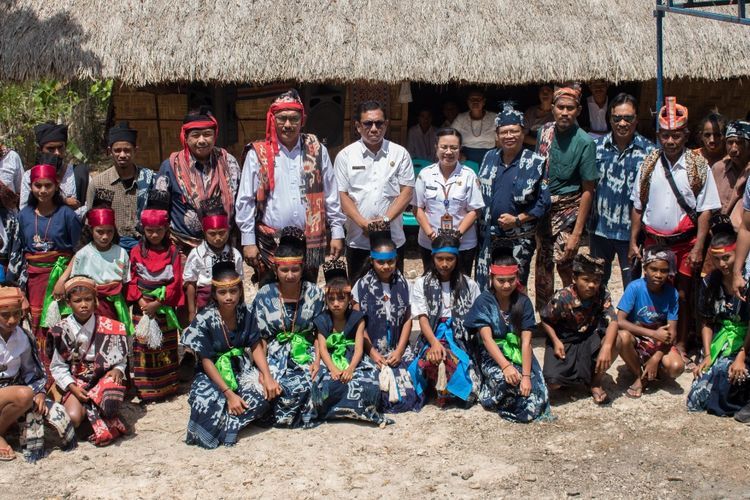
0, 445, 16, 461
626, 385, 642, 399
591, 388, 609, 405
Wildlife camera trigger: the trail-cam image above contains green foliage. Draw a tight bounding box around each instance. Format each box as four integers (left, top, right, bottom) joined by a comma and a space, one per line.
0, 79, 113, 166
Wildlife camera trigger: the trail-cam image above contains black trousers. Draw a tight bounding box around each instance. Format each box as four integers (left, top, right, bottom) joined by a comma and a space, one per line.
347, 245, 405, 281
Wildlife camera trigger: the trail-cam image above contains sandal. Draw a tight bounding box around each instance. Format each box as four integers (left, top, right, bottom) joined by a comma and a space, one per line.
626, 384, 642, 399
591, 388, 609, 405
0, 445, 16, 461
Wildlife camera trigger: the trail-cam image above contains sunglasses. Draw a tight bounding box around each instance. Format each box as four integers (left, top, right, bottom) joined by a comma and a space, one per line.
360, 120, 386, 129
611, 114, 636, 124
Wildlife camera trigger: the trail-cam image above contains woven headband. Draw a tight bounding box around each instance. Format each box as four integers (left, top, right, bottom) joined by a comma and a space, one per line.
211, 277, 242, 288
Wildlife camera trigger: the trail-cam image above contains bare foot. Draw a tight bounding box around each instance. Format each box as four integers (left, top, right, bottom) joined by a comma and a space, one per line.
626, 379, 643, 399
0, 436, 16, 461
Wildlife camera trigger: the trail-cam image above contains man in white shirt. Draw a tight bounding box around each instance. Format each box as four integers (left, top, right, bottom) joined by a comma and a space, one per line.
0, 146, 23, 210
629, 96, 721, 357
335, 101, 415, 279
236, 89, 346, 283
450, 89, 497, 164
20, 122, 89, 220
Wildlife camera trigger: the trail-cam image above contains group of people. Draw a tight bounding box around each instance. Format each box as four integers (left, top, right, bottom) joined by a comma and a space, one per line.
0, 84, 749, 460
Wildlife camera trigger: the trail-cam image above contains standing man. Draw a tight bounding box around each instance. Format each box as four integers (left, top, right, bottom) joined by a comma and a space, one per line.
86, 122, 154, 251
406, 109, 437, 161
335, 100, 414, 279
155, 107, 240, 256
475, 103, 549, 289
630, 96, 721, 360
534, 84, 599, 310
0, 144, 23, 209
579, 80, 611, 139
450, 89, 497, 164
235, 89, 345, 282
590, 93, 655, 288
20, 122, 89, 219
711, 120, 750, 227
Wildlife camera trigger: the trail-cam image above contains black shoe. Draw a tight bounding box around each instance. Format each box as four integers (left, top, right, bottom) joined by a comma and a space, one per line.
734, 402, 750, 424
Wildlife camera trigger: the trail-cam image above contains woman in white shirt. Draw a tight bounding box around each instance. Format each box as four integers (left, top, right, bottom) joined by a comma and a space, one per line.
413, 128, 485, 275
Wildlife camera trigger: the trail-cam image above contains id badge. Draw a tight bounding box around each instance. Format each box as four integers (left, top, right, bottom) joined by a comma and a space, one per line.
441, 213, 453, 230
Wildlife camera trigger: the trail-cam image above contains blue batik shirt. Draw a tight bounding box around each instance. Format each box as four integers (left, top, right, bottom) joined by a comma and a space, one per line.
478, 148, 549, 238
592, 132, 656, 241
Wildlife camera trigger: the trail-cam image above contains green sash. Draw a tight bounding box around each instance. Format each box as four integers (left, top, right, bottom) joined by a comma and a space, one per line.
215, 348, 244, 392
326, 332, 355, 370
106, 294, 135, 336
39, 256, 71, 328
142, 286, 181, 331
709, 319, 748, 366
494, 332, 522, 366
276, 331, 313, 366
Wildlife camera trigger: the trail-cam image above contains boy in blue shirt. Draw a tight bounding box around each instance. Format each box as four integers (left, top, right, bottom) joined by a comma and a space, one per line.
617, 246, 684, 398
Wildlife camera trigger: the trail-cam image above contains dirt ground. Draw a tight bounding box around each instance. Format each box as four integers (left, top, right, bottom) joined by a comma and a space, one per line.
5, 250, 750, 499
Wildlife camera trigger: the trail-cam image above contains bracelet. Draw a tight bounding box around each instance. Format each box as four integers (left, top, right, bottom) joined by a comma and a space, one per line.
522, 374, 531, 378
222, 387, 231, 394
501, 365, 511, 371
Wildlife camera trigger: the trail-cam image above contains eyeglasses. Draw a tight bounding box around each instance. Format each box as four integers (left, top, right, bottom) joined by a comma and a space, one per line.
497, 129, 523, 137
274, 114, 302, 125
437, 145, 460, 151
611, 114, 636, 124
360, 120, 386, 130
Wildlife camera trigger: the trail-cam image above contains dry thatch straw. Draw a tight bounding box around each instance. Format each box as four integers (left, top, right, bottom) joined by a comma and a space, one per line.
1, 0, 749, 86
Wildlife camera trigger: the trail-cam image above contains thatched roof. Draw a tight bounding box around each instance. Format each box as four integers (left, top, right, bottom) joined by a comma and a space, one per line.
1, 0, 749, 86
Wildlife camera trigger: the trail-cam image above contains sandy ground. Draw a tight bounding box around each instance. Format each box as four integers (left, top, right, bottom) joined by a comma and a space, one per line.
5, 247, 750, 499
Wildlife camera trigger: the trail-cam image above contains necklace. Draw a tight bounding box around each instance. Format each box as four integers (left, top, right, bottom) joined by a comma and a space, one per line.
470, 117, 484, 137
33, 209, 54, 247
280, 287, 301, 334
219, 311, 235, 349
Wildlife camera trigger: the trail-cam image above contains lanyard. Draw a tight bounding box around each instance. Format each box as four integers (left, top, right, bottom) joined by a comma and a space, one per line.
440, 180, 456, 211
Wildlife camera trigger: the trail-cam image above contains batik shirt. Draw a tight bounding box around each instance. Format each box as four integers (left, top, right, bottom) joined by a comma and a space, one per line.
698, 270, 749, 329
478, 148, 549, 238
540, 284, 617, 339
253, 281, 325, 341
156, 152, 240, 241
182, 303, 258, 365
592, 132, 655, 241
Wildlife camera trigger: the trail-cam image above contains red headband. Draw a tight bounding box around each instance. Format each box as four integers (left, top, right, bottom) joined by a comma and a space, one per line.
202, 215, 228, 231
264, 101, 305, 192
87, 208, 115, 228
490, 264, 519, 276
710, 242, 736, 255
30, 164, 58, 184
180, 116, 219, 162
141, 209, 169, 227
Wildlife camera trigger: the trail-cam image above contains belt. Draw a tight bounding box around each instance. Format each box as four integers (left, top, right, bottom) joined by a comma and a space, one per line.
644, 226, 696, 246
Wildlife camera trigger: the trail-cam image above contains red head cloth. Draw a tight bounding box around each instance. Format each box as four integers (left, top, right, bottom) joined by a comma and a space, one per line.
490, 264, 519, 276
658, 96, 688, 131
553, 83, 582, 104
87, 208, 116, 228
30, 164, 58, 184
180, 113, 219, 162
264, 90, 306, 192
202, 214, 229, 231
140, 209, 169, 227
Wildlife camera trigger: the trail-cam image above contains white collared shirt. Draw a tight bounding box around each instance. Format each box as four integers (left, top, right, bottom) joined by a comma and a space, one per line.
0, 150, 23, 196
631, 151, 721, 232
413, 163, 484, 250
0, 327, 37, 382
586, 96, 609, 137
183, 241, 243, 287
50, 315, 125, 391
334, 139, 415, 249
20, 163, 89, 220
235, 139, 345, 245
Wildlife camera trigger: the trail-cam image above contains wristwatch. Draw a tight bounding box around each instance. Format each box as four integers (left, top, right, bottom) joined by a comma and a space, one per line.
382, 216, 391, 223
515, 215, 521, 227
